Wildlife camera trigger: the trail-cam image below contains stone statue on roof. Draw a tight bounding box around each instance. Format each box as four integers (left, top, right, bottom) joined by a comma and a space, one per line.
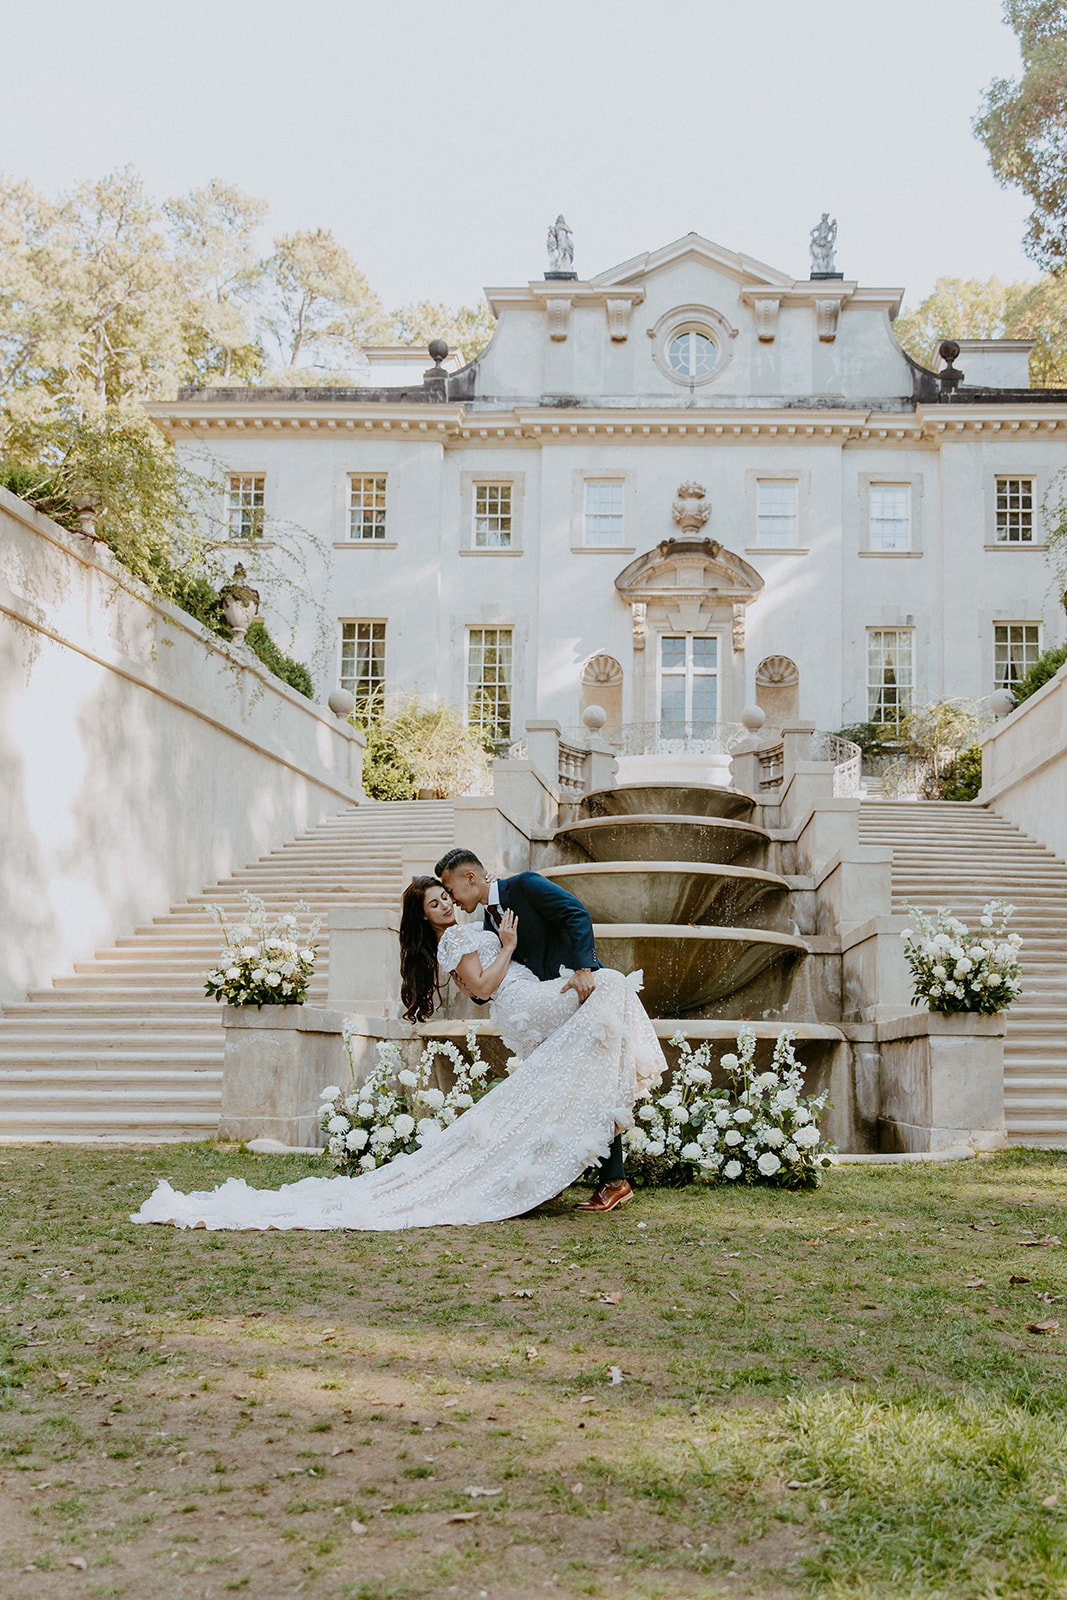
810, 213, 838, 275
546, 215, 574, 272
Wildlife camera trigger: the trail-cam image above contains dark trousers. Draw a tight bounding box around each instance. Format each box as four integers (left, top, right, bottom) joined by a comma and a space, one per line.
602, 1134, 626, 1183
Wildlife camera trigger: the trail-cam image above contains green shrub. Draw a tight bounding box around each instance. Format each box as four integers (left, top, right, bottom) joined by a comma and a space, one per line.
834, 722, 891, 759
361, 724, 417, 802
243, 619, 314, 699
1012, 643, 1067, 705
940, 742, 983, 801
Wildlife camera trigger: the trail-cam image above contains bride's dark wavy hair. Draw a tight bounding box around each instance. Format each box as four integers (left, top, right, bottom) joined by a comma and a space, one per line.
399, 876, 447, 1023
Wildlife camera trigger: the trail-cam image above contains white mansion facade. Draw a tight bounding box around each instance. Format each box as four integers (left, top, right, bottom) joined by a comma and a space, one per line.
150, 232, 1067, 747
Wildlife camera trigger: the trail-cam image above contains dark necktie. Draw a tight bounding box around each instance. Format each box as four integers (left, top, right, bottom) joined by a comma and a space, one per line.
486, 902, 502, 932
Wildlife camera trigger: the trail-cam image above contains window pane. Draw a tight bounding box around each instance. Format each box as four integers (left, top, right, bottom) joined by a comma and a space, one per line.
467, 626, 513, 741
349, 476, 387, 540
659, 634, 719, 730
227, 474, 265, 539
756, 480, 798, 546
993, 623, 1040, 690
339, 620, 386, 714
870, 483, 911, 552
995, 477, 1034, 542
583, 480, 624, 546
667, 330, 716, 378
867, 629, 914, 724
474, 483, 513, 548
660, 636, 686, 670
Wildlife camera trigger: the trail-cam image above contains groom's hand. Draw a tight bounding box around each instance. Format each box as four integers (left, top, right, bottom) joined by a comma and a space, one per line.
561, 968, 595, 1004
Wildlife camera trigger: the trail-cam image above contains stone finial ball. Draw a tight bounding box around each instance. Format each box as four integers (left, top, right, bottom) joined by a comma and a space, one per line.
740, 704, 767, 732
939, 339, 961, 363
327, 689, 356, 718
582, 704, 608, 731
428, 339, 449, 363
989, 689, 1014, 719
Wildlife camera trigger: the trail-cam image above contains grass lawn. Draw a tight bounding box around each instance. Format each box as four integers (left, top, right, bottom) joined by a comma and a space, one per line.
3, 1146, 1067, 1599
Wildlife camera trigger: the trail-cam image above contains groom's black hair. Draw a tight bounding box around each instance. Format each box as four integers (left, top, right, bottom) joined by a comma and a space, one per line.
435, 846, 484, 877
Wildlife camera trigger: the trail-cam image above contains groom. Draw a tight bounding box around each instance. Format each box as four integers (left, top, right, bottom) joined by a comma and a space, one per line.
434, 847, 633, 1213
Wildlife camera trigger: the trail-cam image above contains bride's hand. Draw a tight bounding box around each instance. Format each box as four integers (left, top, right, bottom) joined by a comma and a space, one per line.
498, 908, 518, 954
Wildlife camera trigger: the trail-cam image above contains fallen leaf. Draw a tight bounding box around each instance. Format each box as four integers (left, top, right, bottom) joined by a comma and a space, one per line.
1010, 1274, 1032, 1284
1017, 1236, 1061, 1248
965, 1278, 986, 1289
608, 1366, 623, 1385
443, 1399, 459, 1408
1043, 1494, 1060, 1508
525, 1346, 538, 1362
465, 1486, 502, 1498
68, 1557, 88, 1571
571, 1482, 584, 1494
595, 1292, 622, 1304
448, 1511, 480, 1522
1027, 1321, 1060, 1335
578, 1396, 595, 1404
804, 1239, 829, 1248
512, 1289, 533, 1299
350, 1519, 368, 1534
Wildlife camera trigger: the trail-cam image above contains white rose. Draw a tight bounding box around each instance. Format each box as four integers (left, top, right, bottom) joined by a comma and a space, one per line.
670, 1106, 690, 1125
646, 1140, 665, 1156
321, 1086, 341, 1100
225, 967, 241, 981
755, 1072, 778, 1090
980, 915, 993, 928
720, 1053, 739, 1071
416, 1117, 443, 1140
452, 1093, 474, 1110
397, 1070, 418, 1088
757, 1152, 782, 1176
793, 1107, 812, 1125
358, 1102, 374, 1119
241, 945, 258, 958
725, 1129, 743, 1147
327, 1114, 350, 1135
345, 1128, 369, 1151
422, 1088, 445, 1110
987, 972, 1001, 986
733, 1108, 753, 1124
359, 1153, 377, 1171
638, 1105, 659, 1122
394, 1113, 415, 1137
715, 1109, 733, 1127
783, 1142, 800, 1161
299, 949, 315, 963
265, 972, 282, 987
793, 1123, 820, 1148
688, 1066, 712, 1084
724, 1160, 742, 1180
932, 965, 947, 979
250, 968, 266, 983
681, 1142, 702, 1161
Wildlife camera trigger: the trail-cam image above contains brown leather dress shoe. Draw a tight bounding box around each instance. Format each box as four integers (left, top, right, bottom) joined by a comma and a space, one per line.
575, 1179, 633, 1212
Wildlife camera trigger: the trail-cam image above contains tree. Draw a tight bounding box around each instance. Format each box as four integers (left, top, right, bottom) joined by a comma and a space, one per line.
0, 179, 69, 421
165, 180, 267, 383
262, 228, 386, 373
392, 298, 496, 362
975, 1, 1067, 272
893, 276, 1022, 368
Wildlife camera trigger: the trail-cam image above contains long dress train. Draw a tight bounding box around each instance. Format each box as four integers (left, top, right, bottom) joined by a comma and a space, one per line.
131, 925, 666, 1231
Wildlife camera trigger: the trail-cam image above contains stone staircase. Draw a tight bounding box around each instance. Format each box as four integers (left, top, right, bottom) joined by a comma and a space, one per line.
858, 801, 1067, 1147
0, 801, 455, 1142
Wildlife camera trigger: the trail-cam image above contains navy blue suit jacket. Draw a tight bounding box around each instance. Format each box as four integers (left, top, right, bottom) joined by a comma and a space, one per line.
486, 871, 601, 983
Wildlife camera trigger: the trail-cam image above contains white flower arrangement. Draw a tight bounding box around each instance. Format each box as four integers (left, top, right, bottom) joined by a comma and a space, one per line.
900, 900, 1023, 1015
622, 1025, 834, 1191
320, 1023, 500, 1174
204, 892, 321, 1008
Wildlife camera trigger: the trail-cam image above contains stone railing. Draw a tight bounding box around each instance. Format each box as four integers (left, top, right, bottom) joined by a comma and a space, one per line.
812, 732, 863, 797
557, 739, 587, 800
757, 738, 785, 792
566, 720, 749, 757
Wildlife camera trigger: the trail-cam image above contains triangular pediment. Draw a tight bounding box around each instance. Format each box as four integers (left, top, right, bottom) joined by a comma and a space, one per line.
615, 538, 764, 604
591, 232, 795, 293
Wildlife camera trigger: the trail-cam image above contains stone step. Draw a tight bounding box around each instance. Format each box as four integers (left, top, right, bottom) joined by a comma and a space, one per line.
0, 1046, 221, 1066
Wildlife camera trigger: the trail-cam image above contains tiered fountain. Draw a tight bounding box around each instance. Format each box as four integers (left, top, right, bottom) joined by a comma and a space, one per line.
532, 779, 839, 1073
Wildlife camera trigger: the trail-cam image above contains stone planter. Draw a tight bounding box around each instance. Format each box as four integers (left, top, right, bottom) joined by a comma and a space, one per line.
220, 1004, 351, 1147
874, 1010, 1006, 1153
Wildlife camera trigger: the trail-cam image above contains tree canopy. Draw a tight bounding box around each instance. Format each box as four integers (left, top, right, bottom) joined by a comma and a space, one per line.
893, 272, 1067, 386
975, 0, 1067, 273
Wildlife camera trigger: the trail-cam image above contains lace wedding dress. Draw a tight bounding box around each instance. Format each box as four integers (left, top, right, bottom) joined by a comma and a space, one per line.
132, 927, 666, 1232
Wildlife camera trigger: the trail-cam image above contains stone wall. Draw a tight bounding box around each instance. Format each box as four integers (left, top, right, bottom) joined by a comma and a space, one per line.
0, 487, 365, 1001
980, 661, 1067, 863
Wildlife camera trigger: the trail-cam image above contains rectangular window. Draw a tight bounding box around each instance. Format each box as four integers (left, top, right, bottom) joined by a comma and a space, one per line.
348, 475, 387, 541
474, 484, 512, 548
467, 626, 513, 742
870, 483, 911, 552
227, 474, 264, 540
995, 476, 1034, 542
583, 480, 624, 546
339, 621, 386, 715
994, 623, 1041, 691
867, 628, 913, 724
756, 480, 798, 546
659, 635, 719, 733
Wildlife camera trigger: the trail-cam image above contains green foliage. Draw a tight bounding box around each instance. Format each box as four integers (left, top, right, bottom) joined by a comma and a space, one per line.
1013, 642, 1067, 703
941, 742, 984, 801
242, 619, 313, 698
361, 720, 417, 802
358, 696, 492, 800
391, 299, 496, 363
893, 272, 1067, 387
975, 2, 1067, 272
834, 721, 890, 759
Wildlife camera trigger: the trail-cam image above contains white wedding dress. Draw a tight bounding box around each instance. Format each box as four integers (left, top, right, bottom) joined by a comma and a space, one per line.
132, 927, 666, 1232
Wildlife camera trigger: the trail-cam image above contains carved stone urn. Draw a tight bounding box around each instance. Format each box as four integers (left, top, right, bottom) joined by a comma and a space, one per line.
219, 564, 260, 645
671, 482, 712, 535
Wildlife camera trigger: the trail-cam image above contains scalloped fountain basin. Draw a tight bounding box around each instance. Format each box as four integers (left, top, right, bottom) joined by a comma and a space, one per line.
550, 815, 768, 866
580, 784, 756, 821
591, 925, 807, 1016
542, 862, 790, 929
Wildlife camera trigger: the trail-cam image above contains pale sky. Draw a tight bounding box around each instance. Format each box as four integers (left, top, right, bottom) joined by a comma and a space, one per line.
0, 0, 1038, 314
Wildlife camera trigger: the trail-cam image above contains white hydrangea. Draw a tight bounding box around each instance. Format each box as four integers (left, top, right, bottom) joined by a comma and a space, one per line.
687, 1065, 713, 1084
398, 1070, 418, 1088
670, 1105, 690, 1124
327, 1114, 350, 1135
422, 1088, 445, 1111
720, 1053, 739, 1071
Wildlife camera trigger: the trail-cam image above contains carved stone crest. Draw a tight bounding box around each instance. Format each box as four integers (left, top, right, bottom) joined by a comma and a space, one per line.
671, 481, 711, 535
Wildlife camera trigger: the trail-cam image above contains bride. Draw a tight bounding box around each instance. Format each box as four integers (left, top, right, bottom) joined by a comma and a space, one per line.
132, 876, 666, 1231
